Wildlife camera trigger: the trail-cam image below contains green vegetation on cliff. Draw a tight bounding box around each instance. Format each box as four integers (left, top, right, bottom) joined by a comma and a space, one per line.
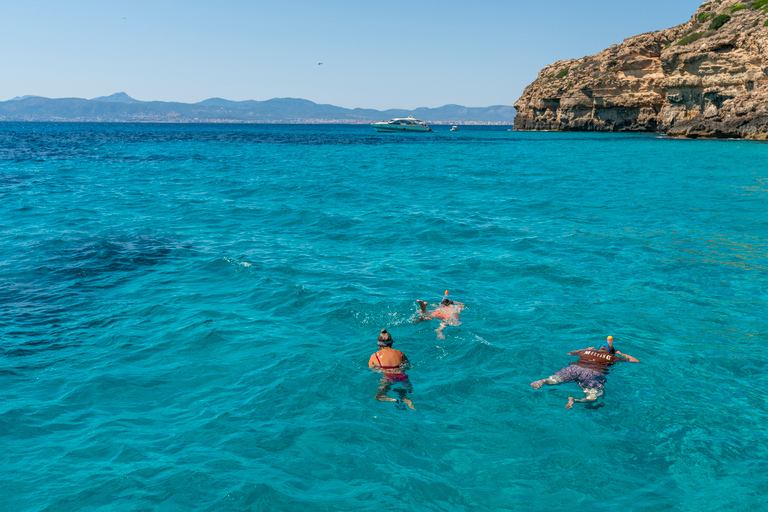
708, 13, 732, 30
677, 32, 705, 45
514, 0, 768, 138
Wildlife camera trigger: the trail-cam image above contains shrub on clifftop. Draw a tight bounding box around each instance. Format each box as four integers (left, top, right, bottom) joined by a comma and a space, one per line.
677, 32, 705, 45
708, 14, 731, 30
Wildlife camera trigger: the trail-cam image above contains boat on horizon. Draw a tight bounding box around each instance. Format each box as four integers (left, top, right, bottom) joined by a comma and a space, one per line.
450, 125, 458, 131
370, 116, 432, 133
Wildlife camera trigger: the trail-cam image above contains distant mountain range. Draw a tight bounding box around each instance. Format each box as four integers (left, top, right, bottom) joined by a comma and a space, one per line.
0, 93, 515, 124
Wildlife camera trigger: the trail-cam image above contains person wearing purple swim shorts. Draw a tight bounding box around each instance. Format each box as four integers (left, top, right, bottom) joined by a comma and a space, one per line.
531, 336, 640, 409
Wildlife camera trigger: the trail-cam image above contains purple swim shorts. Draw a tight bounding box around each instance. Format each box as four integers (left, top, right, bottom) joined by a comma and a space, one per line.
554, 365, 606, 390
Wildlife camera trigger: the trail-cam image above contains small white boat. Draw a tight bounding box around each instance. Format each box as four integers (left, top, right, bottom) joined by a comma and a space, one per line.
450, 126, 458, 131
371, 116, 432, 132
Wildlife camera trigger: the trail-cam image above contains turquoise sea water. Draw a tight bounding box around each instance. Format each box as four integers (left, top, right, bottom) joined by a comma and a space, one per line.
2, 123, 767, 511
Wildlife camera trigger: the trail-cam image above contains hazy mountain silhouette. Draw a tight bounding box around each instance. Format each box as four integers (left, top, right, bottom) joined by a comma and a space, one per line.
91, 92, 140, 103
0, 93, 514, 123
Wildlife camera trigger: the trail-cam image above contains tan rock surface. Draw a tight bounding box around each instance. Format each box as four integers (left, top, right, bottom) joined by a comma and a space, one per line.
513, 0, 768, 139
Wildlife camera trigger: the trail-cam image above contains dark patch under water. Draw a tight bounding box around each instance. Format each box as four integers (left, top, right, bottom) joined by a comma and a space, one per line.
1, 123, 766, 512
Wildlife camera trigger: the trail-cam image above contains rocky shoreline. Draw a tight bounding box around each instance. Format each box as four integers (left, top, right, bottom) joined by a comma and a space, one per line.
513, 0, 768, 139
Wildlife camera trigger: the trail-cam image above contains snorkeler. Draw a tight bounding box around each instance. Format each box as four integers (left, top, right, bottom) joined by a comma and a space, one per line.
368, 329, 415, 410
530, 336, 640, 409
415, 290, 465, 339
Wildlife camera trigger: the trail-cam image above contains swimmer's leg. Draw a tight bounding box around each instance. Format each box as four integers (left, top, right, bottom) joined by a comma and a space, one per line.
531, 374, 564, 389
435, 321, 447, 339
374, 381, 398, 403
395, 389, 416, 410
400, 382, 416, 410
566, 387, 604, 409
414, 300, 430, 323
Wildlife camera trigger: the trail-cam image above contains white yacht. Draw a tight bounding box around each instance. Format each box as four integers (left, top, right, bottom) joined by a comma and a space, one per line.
370, 116, 432, 132
450, 126, 458, 131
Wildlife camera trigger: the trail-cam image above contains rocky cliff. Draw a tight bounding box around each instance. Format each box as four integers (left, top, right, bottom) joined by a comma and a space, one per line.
513, 0, 768, 139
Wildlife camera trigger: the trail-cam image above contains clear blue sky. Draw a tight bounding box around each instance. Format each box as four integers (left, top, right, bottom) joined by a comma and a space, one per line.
1, 0, 700, 110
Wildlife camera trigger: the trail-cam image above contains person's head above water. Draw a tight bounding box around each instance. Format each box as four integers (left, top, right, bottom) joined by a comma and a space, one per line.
378, 329, 393, 346
441, 298, 454, 306
598, 341, 616, 355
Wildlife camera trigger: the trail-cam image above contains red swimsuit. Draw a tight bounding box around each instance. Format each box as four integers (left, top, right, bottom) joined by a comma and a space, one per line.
374, 352, 408, 381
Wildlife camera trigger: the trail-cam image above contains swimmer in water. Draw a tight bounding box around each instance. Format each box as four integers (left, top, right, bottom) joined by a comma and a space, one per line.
530, 336, 640, 409
368, 329, 415, 410
415, 290, 464, 339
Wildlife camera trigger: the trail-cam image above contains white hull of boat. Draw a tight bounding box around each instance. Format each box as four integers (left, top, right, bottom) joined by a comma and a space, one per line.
370, 116, 432, 133
371, 124, 431, 133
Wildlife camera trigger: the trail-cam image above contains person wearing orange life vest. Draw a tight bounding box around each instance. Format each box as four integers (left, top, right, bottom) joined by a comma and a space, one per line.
415, 290, 465, 339
368, 329, 415, 410
531, 336, 640, 409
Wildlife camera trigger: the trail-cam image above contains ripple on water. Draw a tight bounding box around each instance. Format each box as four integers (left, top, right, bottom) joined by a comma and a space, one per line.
2, 125, 768, 511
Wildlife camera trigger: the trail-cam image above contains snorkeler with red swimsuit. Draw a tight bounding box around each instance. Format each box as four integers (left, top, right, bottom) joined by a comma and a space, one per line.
368, 329, 415, 410
415, 290, 465, 339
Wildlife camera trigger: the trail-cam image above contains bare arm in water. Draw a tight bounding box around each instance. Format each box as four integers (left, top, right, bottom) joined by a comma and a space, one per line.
615, 351, 640, 363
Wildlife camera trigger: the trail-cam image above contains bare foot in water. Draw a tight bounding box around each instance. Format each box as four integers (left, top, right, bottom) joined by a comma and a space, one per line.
565, 397, 575, 409
531, 380, 544, 389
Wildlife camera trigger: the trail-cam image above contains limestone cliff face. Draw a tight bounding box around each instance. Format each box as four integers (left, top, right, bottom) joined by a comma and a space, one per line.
513, 0, 768, 139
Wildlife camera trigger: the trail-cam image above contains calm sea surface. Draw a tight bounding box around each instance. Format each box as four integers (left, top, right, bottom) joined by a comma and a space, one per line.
2, 123, 767, 511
